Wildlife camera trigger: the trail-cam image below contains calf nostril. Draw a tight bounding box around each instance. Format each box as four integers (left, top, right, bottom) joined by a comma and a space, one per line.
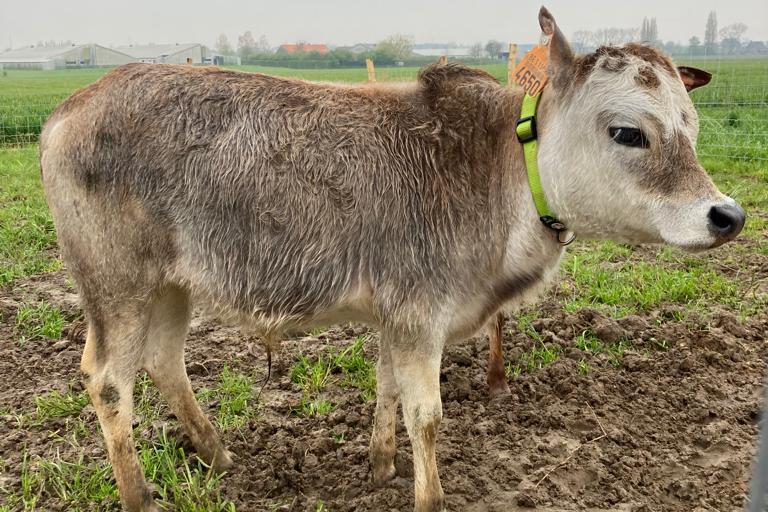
709, 206, 733, 230
708, 204, 746, 237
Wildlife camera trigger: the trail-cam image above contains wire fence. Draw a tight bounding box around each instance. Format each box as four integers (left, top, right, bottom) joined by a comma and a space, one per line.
1, 53, 766, 161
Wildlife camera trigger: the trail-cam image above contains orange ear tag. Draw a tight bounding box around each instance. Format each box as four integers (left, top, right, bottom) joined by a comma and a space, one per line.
512, 39, 550, 96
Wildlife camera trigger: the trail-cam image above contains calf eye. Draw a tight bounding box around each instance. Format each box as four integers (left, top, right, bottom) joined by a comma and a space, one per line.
609, 127, 649, 148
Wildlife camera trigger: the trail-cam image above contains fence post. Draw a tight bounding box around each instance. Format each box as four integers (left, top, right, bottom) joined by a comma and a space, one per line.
507, 43, 518, 87
366, 58, 376, 82
438, 55, 448, 65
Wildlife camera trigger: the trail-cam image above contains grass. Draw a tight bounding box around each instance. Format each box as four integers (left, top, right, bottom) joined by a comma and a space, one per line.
34, 389, 89, 422
15, 301, 65, 341
24, 454, 119, 510
575, 330, 632, 367
196, 366, 259, 431
139, 431, 236, 512
0, 146, 60, 285
507, 342, 561, 377
560, 246, 742, 317
506, 318, 561, 377
291, 336, 376, 416
3, 370, 242, 511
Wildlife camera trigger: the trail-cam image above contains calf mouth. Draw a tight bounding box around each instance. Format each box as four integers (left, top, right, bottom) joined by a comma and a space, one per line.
655, 198, 746, 253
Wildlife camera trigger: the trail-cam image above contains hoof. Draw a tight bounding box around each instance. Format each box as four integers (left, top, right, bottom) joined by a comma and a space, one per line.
488, 382, 511, 398
211, 448, 234, 471
415, 496, 446, 512
139, 484, 161, 512
372, 463, 397, 487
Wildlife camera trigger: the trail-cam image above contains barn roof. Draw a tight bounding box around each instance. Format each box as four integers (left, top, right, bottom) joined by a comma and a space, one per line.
278, 43, 330, 54
0, 45, 83, 63
113, 43, 201, 59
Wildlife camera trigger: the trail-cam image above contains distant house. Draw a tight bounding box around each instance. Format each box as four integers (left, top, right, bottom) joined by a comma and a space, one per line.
113, 43, 210, 65
0, 44, 133, 70
743, 41, 768, 55
344, 43, 376, 54
500, 43, 536, 61
277, 43, 330, 55
412, 47, 473, 57
208, 52, 242, 66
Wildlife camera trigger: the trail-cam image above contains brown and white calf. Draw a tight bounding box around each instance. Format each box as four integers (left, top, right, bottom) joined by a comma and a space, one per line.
39, 7, 744, 512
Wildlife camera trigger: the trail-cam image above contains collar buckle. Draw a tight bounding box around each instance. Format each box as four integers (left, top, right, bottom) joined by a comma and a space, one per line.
540, 215, 577, 246
516, 115, 538, 143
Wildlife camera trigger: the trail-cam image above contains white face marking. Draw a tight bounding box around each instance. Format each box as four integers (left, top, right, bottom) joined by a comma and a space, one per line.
536, 48, 738, 251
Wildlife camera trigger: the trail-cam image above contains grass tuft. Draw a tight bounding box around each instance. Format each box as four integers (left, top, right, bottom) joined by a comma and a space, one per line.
575, 330, 632, 367
561, 248, 740, 317
15, 302, 65, 341
290, 335, 376, 416
507, 342, 561, 377
35, 389, 89, 421
140, 430, 236, 512
196, 366, 258, 431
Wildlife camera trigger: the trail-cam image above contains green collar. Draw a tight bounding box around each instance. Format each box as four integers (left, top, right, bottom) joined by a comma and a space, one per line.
515, 92, 575, 245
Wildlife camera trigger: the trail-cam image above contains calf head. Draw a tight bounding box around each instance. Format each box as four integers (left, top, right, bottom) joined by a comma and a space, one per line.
534, 7, 745, 250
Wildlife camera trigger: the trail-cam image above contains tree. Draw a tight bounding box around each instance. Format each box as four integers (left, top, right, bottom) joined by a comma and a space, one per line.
374, 34, 414, 64
468, 42, 483, 58
649, 18, 658, 46
719, 22, 748, 40
484, 40, 503, 59
215, 34, 233, 55
237, 30, 256, 60
593, 27, 639, 46
640, 17, 658, 45
571, 30, 594, 52
719, 22, 748, 54
255, 35, 271, 54
704, 11, 718, 55
688, 36, 702, 56
330, 47, 355, 66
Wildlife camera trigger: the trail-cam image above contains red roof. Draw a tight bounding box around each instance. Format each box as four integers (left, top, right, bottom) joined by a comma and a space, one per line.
278, 43, 330, 54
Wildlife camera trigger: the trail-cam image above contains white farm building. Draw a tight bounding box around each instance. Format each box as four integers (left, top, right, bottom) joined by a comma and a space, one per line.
0, 42, 239, 70
0, 44, 134, 70
113, 43, 210, 65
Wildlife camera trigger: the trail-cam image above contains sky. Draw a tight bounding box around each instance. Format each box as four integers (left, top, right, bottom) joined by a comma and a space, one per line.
1, 0, 766, 50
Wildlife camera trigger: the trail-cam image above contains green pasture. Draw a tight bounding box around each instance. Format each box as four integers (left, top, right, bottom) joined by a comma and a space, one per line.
1, 56, 765, 160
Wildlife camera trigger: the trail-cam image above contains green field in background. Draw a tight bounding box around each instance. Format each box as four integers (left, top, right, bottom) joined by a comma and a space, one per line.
1, 57, 766, 159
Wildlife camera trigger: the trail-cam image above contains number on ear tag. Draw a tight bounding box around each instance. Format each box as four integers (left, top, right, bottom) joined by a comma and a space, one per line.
512, 44, 550, 96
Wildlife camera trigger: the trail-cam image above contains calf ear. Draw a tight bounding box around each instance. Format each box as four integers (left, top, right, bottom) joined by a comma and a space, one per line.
539, 6, 575, 90
678, 66, 712, 92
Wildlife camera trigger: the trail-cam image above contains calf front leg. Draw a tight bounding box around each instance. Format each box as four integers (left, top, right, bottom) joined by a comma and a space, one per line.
370, 335, 399, 485
487, 312, 510, 397
390, 332, 445, 512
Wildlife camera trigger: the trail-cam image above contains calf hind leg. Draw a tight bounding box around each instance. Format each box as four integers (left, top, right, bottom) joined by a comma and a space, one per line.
141, 286, 233, 470
369, 335, 399, 485
81, 304, 158, 512
487, 312, 511, 397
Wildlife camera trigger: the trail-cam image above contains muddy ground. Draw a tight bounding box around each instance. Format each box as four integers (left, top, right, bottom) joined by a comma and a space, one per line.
1, 257, 767, 511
